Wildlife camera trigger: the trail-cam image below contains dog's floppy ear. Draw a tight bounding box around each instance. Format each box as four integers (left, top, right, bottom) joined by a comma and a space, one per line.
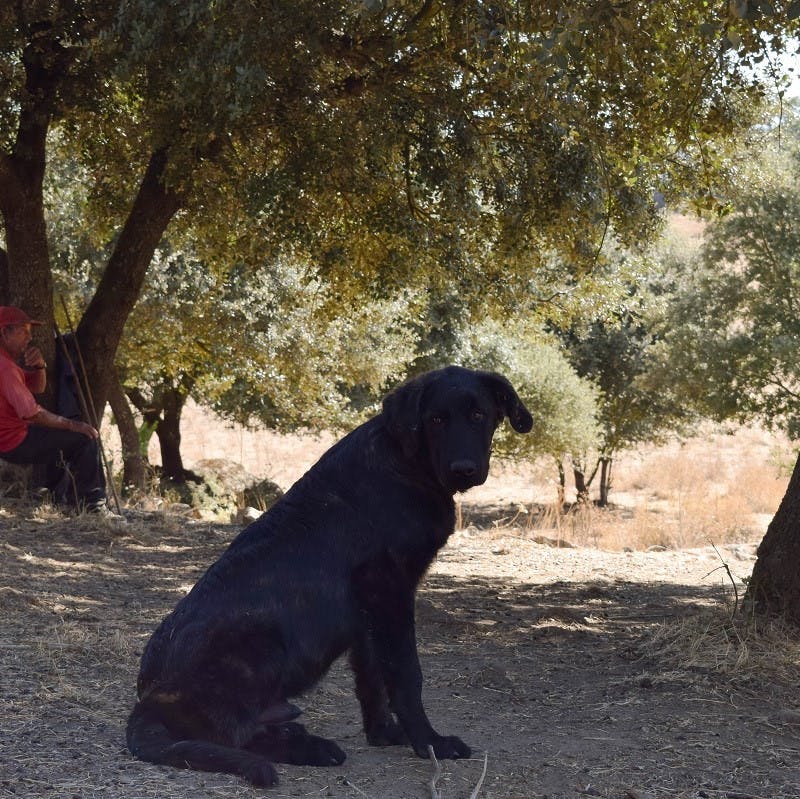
478, 371, 533, 433
382, 374, 427, 458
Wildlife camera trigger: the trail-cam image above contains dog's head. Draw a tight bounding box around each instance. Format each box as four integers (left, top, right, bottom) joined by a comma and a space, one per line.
382, 366, 533, 494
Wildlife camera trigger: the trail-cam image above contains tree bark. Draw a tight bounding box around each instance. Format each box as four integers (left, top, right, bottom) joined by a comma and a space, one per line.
156, 387, 189, 483
0, 31, 59, 407
128, 381, 195, 484
573, 465, 589, 504
107, 367, 148, 494
0, 247, 8, 303
571, 456, 601, 504
75, 149, 182, 423
557, 458, 566, 506
598, 457, 613, 507
745, 452, 800, 626
0, 23, 183, 420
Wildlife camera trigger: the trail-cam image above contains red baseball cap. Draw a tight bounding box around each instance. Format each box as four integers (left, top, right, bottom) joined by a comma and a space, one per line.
0, 306, 43, 327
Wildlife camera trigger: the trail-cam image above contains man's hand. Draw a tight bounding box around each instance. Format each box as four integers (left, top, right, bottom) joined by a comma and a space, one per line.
72, 420, 99, 440
23, 345, 46, 370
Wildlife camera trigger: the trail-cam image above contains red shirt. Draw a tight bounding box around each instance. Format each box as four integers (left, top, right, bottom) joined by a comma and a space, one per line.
0, 348, 41, 452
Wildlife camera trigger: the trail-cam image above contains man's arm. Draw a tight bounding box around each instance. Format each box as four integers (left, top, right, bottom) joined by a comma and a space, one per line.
25, 407, 98, 440
22, 345, 47, 394
24, 367, 46, 394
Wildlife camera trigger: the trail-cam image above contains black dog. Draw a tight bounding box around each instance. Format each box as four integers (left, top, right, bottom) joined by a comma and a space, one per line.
126, 366, 532, 786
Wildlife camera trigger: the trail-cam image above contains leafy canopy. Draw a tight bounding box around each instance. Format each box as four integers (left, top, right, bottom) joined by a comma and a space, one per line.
451, 316, 600, 462
5, 0, 798, 300
3, 0, 800, 428
661, 105, 800, 437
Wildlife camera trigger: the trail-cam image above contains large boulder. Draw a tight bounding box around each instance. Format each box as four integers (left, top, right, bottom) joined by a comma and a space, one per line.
161, 459, 283, 521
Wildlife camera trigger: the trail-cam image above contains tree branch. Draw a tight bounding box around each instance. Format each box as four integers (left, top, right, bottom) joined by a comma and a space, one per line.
77, 147, 184, 417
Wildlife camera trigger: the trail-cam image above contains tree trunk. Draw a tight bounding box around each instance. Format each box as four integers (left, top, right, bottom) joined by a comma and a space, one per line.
0, 27, 72, 411
107, 367, 148, 494
75, 149, 182, 423
2, 176, 52, 321
156, 387, 189, 483
557, 458, 566, 506
571, 455, 600, 504
0, 247, 8, 303
573, 465, 589, 504
745, 453, 800, 626
598, 457, 613, 507
0, 26, 183, 423
1, 174, 57, 409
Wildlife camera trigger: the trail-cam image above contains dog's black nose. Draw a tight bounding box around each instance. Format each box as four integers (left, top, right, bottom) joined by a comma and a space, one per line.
450, 460, 478, 478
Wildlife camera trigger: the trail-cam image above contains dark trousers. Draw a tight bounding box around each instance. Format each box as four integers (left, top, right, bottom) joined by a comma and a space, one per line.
2, 427, 106, 507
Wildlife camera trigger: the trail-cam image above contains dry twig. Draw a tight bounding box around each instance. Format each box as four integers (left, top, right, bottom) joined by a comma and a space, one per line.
428, 745, 443, 799
427, 747, 489, 799
704, 542, 739, 619
468, 752, 489, 799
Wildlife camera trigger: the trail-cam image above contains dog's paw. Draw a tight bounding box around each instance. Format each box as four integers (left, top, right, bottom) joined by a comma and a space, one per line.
299, 735, 347, 766
366, 720, 409, 747
415, 735, 471, 760
247, 724, 345, 767
241, 757, 279, 787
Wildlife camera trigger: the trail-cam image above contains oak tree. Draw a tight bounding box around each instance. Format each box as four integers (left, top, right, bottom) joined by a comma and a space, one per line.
658, 107, 800, 623
2, 0, 798, 419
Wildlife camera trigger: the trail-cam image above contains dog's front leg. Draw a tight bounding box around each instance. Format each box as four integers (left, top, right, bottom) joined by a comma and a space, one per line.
376, 611, 470, 760
349, 630, 408, 746
354, 562, 471, 760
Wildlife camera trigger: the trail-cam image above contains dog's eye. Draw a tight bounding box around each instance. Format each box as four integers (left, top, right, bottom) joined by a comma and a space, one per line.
431, 414, 444, 425
470, 410, 486, 422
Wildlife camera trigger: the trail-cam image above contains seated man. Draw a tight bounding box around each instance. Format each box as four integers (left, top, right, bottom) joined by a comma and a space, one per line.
0, 305, 122, 519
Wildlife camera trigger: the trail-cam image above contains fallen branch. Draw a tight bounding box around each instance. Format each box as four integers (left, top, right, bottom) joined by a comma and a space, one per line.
705, 542, 739, 620
427, 746, 489, 799
468, 752, 489, 799
428, 745, 443, 799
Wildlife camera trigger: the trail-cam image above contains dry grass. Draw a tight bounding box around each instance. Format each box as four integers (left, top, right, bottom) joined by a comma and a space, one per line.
0, 460, 33, 499
517, 426, 792, 551
644, 604, 800, 684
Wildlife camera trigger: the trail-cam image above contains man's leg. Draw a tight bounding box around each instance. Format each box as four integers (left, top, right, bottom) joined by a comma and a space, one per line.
2, 427, 106, 507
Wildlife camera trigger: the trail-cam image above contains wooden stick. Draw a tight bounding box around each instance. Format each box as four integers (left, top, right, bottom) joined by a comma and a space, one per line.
56, 299, 123, 515
468, 752, 489, 799
428, 745, 443, 799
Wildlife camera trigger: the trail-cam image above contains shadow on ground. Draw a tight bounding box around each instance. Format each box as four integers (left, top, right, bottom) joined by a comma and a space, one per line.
1, 511, 798, 799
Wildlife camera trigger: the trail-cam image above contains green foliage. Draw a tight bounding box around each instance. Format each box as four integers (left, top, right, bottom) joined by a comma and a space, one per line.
661, 106, 800, 438
548, 248, 698, 461
45, 139, 421, 433
106, 247, 422, 432
566, 319, 691, 456
7, 0, 799, 302
6, 0, 800, 454
454, 317, 600, 462
198, 262, 423, 430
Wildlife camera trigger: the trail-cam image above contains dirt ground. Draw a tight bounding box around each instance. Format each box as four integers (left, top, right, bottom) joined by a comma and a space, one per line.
2, 485, 799, 799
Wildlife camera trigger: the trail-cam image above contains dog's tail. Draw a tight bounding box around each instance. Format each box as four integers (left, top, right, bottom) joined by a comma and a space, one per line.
126, 698, 277, 787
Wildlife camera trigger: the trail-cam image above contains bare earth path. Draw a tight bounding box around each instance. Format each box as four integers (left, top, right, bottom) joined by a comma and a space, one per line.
1, 505, 799, 799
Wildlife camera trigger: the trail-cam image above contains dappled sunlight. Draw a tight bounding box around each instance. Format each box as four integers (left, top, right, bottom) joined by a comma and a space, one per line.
16, 550, 126, 577
1, 501, 798, 798
124, 542, 196, 554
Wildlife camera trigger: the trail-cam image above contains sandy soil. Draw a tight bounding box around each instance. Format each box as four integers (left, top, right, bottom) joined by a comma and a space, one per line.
1, 483, 799, 799
2, 405, 799, 798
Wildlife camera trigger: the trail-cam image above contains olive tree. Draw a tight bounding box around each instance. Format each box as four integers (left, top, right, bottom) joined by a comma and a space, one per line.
2, 0, 797, 418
